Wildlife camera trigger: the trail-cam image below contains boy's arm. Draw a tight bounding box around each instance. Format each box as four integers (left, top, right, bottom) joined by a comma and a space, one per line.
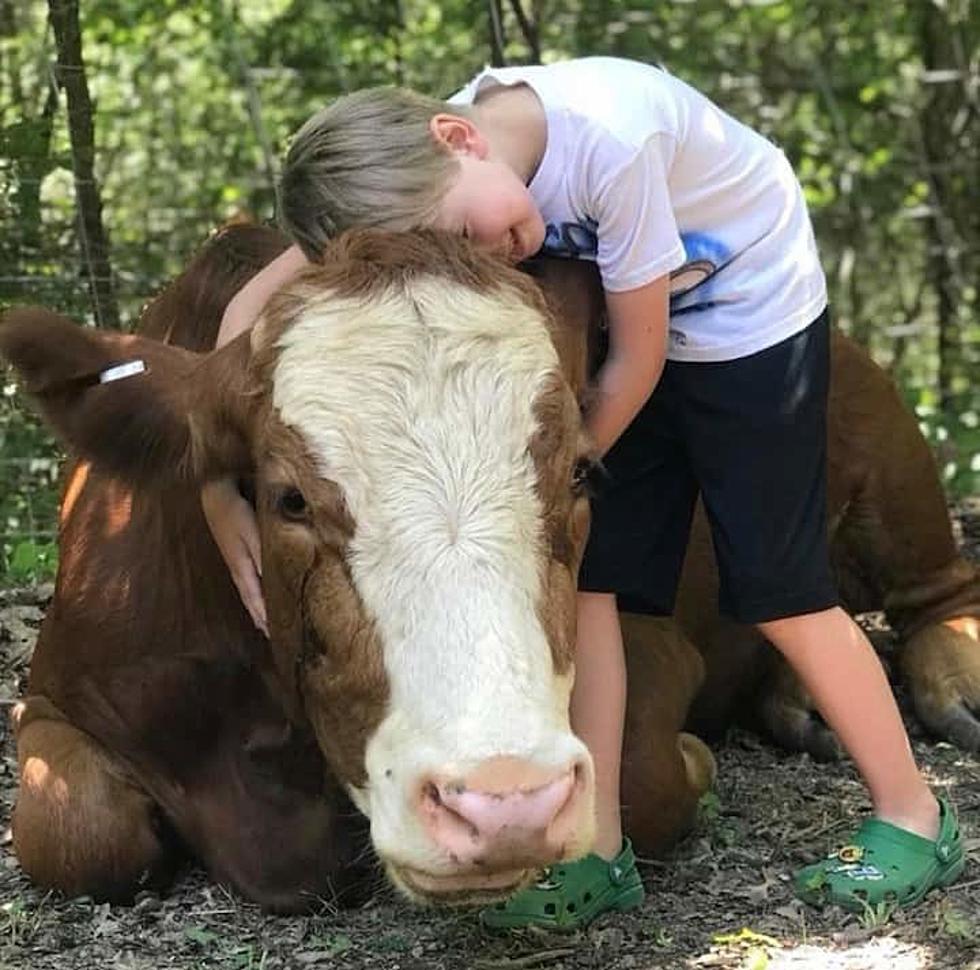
204, 243, 308, 636
587, 274, 670, 457
216, 243, 310, 347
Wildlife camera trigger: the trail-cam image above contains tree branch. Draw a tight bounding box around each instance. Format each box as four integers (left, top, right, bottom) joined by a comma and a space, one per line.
507, 0, 540, 62
488, 0, 506, 66
47, 0, 119, 328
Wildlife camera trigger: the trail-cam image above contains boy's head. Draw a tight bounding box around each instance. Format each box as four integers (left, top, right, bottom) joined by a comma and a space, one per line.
280, 87, 459, 259
279, 86, 544, 262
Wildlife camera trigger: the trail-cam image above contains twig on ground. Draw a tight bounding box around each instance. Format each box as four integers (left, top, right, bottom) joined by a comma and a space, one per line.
948, 878, 980, 892
782, 816, 851, 846
473, 947, 578, 969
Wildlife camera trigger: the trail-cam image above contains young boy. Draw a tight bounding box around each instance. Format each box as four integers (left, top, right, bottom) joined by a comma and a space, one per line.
203, 56, 964, 929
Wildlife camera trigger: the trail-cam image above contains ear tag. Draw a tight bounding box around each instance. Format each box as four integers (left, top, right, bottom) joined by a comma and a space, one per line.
98, 360, 146, 384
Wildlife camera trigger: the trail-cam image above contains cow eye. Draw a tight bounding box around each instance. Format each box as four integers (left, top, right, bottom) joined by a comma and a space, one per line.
277, 487, 309, 522
571, 458, 598, 497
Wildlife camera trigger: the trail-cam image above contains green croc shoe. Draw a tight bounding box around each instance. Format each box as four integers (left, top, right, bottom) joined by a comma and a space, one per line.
794, 797, 966, 912
480, 838, 645, 932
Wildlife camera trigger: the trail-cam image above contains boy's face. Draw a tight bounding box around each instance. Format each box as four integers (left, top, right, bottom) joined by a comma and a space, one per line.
431, 153, 545, 263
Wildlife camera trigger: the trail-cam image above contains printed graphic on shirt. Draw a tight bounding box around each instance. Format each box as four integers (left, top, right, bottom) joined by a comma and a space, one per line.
668, 233, 731, 349
539, 221, 776, 355
669, 233, 728, 302
541, 218, 598, 259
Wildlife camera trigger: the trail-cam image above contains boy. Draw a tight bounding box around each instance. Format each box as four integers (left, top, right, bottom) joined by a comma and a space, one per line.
203, 56, 964, 930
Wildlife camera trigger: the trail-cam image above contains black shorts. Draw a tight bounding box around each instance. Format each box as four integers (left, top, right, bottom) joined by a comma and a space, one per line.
578, 309, 839, 624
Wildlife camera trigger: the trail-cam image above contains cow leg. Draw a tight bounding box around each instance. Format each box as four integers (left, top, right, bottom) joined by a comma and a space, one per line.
824, 335, 980, 751
620, 614, 717, 855
831, 462, 980, 751
900, 618, 980, 750
757, 654, 842, 761
736, 614, 979, 757
12, 696, 176, 902
46, 655, 373, 913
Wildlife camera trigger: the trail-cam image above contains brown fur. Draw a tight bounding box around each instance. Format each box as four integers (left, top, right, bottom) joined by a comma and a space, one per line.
527, 374, 592, 677
13, 696, 173, 902
4, 224, 978, 906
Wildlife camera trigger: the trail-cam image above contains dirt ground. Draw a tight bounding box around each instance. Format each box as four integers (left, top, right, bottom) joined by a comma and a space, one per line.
1, 503, 978, 970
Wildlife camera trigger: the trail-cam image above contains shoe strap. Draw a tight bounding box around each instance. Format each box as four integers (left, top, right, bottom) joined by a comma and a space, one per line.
843, 798, 960, 865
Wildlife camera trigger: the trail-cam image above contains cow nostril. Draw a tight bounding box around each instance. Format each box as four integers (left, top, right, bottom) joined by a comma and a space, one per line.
422, 781, 443, 808
420, 780, 481, 844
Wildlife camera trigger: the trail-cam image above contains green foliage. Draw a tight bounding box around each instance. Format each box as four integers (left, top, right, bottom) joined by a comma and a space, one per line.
914, 388, 980, 497
184, 925, 220, 947
933, 899, 978, 942
0, 894, 51, 946
857, 897, 899, 929
698, 791, 745, 848
6, 538, 58, 583
698, 790, 722, 826
0, 0, 977, 586
308, 932, 353, 957
644, 925, 673, 948
1, 371, 61, 585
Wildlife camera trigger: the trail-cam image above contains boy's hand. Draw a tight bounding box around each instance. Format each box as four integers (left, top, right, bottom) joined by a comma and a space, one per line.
201, 477, 268, 636
216, 243, 309, 348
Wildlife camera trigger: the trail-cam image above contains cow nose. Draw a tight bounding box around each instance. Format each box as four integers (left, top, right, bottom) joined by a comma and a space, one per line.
418, 756, 589, 866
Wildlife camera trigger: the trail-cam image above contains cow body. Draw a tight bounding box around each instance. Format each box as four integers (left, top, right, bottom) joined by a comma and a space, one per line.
4, 226, 978, 909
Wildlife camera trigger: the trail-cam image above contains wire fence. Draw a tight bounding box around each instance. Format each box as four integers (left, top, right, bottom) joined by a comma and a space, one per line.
0, 239, 215, 582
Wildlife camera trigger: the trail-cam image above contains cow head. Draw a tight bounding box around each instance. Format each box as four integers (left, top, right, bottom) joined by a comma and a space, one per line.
1, 230, 597, 903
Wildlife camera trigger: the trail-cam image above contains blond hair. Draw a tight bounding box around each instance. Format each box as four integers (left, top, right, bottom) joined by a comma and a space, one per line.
279, 86, 468, 259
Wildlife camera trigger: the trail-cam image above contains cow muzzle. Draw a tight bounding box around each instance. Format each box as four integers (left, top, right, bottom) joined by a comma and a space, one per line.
388, 754, 594, 903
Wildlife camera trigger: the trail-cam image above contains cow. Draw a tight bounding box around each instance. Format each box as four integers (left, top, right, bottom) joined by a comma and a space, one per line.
2, 230, 607, 910
2, 224, 978, 912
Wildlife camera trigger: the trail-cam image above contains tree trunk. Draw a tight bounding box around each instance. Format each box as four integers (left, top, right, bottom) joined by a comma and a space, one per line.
488, 0, 506, 66
918, 1, 962, 416
508, 0, 540, 62
48, 0, 120, 329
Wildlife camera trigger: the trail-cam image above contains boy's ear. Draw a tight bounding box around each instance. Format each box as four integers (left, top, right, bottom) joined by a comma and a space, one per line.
0, 306, 254, 486
429, 113, 488, 158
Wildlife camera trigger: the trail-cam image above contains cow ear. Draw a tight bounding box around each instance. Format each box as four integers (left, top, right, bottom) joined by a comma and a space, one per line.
0, 307, 254, 485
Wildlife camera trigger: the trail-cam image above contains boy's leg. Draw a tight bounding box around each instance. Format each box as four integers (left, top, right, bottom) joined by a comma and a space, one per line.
763, 606, 964, 911
575, 368, 699, 861
684, 310, 964, 910
758, 607, 937, 836
686, 313, 935, 830
572, 591, 627, 860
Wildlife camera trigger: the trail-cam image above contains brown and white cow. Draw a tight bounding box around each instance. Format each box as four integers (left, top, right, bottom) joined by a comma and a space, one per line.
4, 223, 978, 912
2, 230, 610, 909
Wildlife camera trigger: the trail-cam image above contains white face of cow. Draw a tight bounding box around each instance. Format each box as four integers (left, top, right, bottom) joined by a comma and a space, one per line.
251, 235, 595, 903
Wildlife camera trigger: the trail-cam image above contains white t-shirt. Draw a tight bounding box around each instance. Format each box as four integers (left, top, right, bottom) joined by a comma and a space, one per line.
450, 56, 827, 362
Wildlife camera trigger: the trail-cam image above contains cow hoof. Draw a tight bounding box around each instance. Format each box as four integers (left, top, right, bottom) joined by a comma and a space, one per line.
679, 732, 716, 795
759, 688, 841, 762
757, 657, 842, 761
901, 619, 980, 752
